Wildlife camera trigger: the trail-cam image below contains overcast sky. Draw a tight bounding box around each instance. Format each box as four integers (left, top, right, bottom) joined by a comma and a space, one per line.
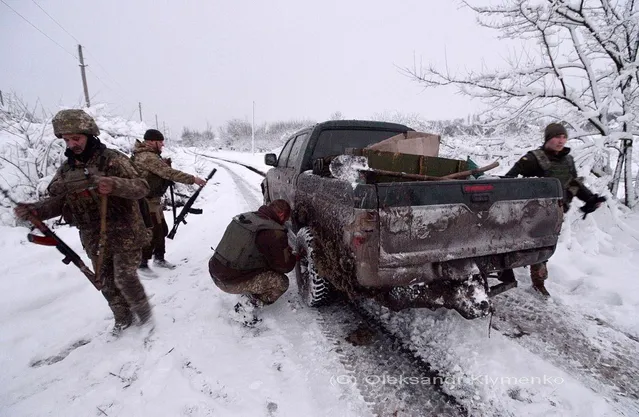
1, 0, 507, 136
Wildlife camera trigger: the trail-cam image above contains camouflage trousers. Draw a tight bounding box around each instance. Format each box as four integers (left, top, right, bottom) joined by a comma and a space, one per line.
94, 250, 152, 324
530, 262, 548, 284
142, 211, 168, 261
215, 271, 289, 305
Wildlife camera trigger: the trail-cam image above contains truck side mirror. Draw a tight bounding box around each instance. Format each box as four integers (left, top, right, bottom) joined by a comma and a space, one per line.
265, 153, 277, 166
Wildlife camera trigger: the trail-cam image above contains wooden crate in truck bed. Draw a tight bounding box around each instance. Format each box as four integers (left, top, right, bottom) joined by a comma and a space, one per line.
346, 148, 468, 182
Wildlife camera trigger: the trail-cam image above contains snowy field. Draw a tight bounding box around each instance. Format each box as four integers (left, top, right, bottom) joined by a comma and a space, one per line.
0, 148, 638, 416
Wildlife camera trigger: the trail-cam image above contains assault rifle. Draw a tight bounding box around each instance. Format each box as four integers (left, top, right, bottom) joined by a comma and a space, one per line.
167, 168, 217, 239
0, 187, 102, 290
169, 184, 177, 225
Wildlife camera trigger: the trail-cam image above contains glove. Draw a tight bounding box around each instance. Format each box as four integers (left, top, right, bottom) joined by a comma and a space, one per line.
14, 203, 36, 221
580, 194, 606, 219
164, 157, 172, 166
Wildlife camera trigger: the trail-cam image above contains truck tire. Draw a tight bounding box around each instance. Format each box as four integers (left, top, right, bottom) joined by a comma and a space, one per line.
295, 227, 333, 307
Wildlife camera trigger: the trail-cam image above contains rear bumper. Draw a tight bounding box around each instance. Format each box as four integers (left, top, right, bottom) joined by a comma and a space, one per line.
357, 246, 556, 287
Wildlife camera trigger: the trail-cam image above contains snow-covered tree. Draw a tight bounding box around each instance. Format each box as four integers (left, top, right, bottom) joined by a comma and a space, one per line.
407, 0, 639, 207
0, 95, 61, 202
329, 111, 344, 120
0, 95, 147, 225
215, 118, 314, 152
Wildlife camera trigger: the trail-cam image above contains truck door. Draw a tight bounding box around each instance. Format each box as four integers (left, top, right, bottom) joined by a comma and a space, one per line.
281, 132, 310, 207
266, 136, 295, 202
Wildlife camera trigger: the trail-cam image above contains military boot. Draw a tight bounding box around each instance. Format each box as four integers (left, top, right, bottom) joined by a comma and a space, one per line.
153, 256, 176, 270
138, 259, 158, 279
112, 314, 133, 337
530, 263, 550, 298
230, 295, 262, 327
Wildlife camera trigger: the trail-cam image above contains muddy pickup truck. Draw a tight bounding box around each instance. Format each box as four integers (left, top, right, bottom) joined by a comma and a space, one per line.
261, 120, 563, 319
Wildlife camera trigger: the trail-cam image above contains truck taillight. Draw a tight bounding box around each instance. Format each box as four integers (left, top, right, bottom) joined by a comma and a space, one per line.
352, 232, 367, 247
463, 184, 494, 193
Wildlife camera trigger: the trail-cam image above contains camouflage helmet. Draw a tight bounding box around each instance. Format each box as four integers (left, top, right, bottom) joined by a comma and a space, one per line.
52, 109, 100, 138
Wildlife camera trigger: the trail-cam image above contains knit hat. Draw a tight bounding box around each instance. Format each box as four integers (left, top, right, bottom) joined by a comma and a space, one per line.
144, 129, 165, 141
544, 123, 568, 142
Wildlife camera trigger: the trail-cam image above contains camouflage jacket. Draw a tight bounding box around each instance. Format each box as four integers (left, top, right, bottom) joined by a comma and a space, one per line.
131, 140, 195, 212
35, 138, 151, 256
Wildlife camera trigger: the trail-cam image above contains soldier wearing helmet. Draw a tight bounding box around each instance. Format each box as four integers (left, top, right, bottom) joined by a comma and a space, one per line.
14, 109, 154, 335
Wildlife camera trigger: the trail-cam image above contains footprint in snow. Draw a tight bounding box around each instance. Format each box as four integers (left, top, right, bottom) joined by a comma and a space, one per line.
29, 339, 91, 368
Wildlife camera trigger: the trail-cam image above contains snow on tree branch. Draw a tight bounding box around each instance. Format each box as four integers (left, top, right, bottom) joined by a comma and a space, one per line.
407, 0, 639, 206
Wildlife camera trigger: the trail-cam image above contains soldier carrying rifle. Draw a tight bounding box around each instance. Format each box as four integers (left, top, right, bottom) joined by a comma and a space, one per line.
13, 109, 153, 335
131, 129, 207, 271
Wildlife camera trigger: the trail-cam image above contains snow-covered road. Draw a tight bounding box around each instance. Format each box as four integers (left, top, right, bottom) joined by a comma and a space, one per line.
1, 148, 638, 417
0, 151, 370, 417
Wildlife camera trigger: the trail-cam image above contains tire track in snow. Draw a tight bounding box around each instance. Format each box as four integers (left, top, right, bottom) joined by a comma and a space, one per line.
317, 301, 471, 417
205, 158, 472, 416
492, 288, 639, 414
199, 156, 638, 414
208, 160, 262, 210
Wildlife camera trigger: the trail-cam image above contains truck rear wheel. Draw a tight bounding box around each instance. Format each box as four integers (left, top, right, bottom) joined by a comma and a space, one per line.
295, 227, 333, 307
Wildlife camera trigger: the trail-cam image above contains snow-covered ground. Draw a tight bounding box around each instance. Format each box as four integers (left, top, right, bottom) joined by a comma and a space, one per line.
1, 148, 638, 416
0, 149, 371, 417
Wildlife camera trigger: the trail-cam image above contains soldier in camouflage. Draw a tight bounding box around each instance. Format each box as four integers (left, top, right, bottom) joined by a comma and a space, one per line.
131, 129, 206, 271
504, 122, 603, 297
14, 109, 153, 335
209, 199, 296, 317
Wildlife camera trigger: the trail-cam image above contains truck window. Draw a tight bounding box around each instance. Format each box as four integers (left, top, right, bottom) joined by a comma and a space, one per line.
278, 137, 295, 167
308, 129, 405, 169
286, 133, 309, 168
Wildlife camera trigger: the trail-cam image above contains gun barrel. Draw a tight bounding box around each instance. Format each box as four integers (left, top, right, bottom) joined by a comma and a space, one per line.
166, 168, 217, 240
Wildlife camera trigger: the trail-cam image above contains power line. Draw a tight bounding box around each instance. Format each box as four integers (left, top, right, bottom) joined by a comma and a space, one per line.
84, 49, 127, 91
4, 0, 142, 122
0, 0, 76, 60
30, 0, 80, 44
87, 67, 138, 110
30, 0, 126, 92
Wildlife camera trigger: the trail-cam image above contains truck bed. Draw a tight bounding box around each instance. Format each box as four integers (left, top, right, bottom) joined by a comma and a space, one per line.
377, 178, 563, 264
297, 173, 563, 288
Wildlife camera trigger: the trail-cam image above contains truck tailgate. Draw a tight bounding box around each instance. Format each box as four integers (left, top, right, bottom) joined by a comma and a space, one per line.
377, 178, 563, 267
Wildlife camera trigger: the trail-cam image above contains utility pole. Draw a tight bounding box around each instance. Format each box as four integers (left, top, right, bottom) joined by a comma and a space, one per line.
252, 101, 255, 154
78, 45, 90, 108
138, 102, 143, 122
155, 114, 159, 129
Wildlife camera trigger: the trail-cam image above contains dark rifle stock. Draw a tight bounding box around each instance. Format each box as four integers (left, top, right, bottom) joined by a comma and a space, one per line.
167, 168, 217, 240
0, 188, 102, 290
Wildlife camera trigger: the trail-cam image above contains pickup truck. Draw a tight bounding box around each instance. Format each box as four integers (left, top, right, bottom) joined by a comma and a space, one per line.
262, 120, 563, 319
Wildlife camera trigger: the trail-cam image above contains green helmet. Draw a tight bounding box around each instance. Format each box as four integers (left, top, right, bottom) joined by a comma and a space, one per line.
52, 109, 100, 138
